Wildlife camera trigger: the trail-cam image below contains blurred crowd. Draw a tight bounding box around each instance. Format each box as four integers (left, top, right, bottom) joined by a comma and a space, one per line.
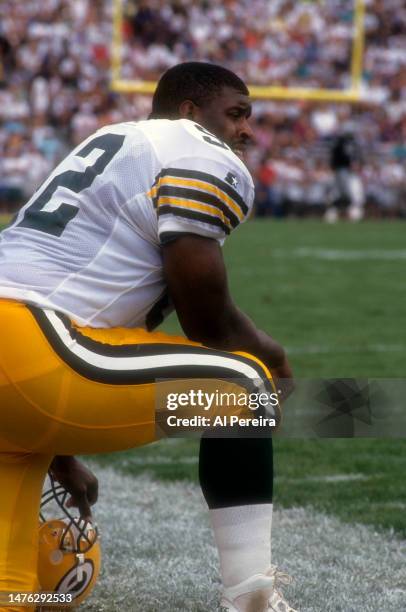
0, 0, 405, 216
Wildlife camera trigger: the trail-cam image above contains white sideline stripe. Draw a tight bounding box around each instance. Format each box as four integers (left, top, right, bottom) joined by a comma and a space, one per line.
279, 473, 370, 484
287, 343, 406, 355
370, 502, 406, 510
119, 455, 198, 466
81, 464, 406, 612
44, 310, 263, 382
272, 247, 406, 261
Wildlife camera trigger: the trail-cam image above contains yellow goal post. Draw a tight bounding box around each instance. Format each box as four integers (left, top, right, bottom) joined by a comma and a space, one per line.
111, 0, 365, 102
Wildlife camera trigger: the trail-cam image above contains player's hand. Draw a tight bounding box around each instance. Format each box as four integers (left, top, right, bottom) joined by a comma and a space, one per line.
49, 455, 98, 521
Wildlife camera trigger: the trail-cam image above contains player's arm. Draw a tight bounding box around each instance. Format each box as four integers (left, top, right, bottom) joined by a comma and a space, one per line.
162, 234, 293, 390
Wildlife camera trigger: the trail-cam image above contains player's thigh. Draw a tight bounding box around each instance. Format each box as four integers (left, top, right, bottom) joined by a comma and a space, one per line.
0, 300, 156, 454
0, 300, 274, 454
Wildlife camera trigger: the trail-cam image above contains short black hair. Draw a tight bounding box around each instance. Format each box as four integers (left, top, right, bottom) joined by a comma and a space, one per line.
150, 62, 249, 119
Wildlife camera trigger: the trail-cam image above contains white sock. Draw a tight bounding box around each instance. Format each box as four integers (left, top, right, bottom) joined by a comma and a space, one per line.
210, 503, 272, 588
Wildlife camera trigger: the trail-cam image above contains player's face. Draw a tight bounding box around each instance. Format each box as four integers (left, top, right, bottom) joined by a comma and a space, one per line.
194, 86, 253, 159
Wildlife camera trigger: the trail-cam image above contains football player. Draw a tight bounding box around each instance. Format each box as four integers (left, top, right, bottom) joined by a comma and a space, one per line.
0, 62, 295, 611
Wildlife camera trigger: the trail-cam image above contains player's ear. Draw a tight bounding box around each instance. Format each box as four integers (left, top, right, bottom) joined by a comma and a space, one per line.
178, 100, 200, 121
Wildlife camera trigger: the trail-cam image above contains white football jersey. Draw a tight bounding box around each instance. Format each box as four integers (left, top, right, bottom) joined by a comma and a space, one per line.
0, 119, 254, 328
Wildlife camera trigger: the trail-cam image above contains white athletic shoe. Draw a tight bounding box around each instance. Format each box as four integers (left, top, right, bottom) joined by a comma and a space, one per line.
219, 565, 298, 612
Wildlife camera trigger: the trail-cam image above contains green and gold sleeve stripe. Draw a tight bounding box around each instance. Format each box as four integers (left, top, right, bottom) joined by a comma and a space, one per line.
156, 183, 240, 228
158, 200, 231, 234
148, 167, 248, 225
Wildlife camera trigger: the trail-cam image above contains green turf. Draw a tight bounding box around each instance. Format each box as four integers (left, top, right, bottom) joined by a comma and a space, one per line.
2, 218, 406, 535
163, 219, 406, 377
230, 220, 406, 377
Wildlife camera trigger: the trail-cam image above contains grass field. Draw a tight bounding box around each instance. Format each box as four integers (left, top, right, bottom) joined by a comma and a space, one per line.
88, 220, 406, 536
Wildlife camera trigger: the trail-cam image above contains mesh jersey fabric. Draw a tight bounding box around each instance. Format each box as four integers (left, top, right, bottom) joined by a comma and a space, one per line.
0, 119, 254, 328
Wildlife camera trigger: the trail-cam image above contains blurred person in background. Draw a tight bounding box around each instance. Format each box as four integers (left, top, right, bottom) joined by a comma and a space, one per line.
325, 132, 365, 222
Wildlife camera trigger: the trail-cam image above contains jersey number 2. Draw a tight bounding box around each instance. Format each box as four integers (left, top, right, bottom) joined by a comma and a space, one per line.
193, 124, 229, 150
17, 133, 125, 237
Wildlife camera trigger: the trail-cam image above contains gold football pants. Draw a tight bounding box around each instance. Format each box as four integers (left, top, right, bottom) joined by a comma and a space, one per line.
0, 299, 273, 609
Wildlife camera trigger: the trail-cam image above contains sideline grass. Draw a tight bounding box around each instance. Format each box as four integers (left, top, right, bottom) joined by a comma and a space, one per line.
89, 437, 406, 537
81, 466, 406, 612
163, 219, 406, 377
226, 220, 406, 378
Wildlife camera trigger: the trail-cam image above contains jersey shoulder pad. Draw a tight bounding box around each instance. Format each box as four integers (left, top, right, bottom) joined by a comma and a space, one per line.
138, 118, 253, 188
142, 120, 254, 243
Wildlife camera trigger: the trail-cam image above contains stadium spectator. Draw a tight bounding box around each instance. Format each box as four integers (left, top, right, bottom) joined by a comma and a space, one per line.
0, 0, 404, 216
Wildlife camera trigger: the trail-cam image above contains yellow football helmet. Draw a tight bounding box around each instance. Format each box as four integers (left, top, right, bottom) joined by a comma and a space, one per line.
38, 475, 101, 607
